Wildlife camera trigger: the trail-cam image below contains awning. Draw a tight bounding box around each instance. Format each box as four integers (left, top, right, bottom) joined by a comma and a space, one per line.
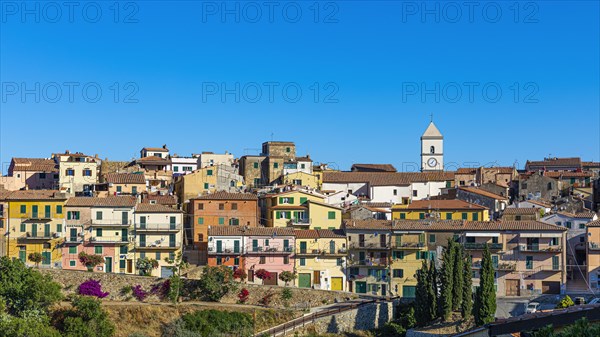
465, 232, 500, 237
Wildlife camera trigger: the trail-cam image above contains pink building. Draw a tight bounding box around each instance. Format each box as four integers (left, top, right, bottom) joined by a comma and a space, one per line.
244, 227, 295, 286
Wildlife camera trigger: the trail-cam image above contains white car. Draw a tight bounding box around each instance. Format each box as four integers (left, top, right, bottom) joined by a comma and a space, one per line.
525, 302, 540, 313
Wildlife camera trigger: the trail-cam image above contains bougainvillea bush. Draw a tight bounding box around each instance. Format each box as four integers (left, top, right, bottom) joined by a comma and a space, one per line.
237, 288, 249, 303
254, 269, 272, 284
78, 279, 109, 298
132, 285, 148, 301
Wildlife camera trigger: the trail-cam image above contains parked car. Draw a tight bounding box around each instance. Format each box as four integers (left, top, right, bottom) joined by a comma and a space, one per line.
589, 298, 600, 305
526, 302, 540, 313
574, 297, 586, 305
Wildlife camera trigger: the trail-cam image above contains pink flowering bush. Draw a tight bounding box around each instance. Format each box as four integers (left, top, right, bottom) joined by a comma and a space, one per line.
78, 279, 109, 298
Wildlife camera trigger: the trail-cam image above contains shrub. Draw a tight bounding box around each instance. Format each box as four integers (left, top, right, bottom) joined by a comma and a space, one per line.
59, 296, 115, 337
136, 258, 159, 276
180, 310, 253, 337
120, 285, 132, 296
259, 292, 274, 307
255, 269, 272, 284
150, 280, 170, 300
233, 268, 247, 282
78, 252, 105, 270
197, 266, 238, 302
278, 271, 296, 286
281, 288, 293, 301
78, 279, 109, 298
238, 288, 250, 303
556, 295, 575, 309
166, 276, 182, 303
132, 285, 148, 301
0, 313, 61, 337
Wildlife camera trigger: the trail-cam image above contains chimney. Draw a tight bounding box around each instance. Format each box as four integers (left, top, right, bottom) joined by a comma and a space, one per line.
65, 150, 70, 154
162, 144, 167, 149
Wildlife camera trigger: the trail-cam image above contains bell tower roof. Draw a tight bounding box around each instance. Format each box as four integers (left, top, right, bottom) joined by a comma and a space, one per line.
421, 121, 443, 139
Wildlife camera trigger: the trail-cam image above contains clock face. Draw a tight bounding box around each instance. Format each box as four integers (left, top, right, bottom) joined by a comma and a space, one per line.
427, 158, 438, 167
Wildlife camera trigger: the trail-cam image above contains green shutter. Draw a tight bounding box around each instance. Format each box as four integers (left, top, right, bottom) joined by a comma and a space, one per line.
95, 246, 102, 254
276, 211, 281, 219
69, 246, 77, 254
400, 213, 406, 219
288, 197, 294, 204
56, 205, 62, 214
462, 213, 468, 220
300, 197, 307, 204
204, 183, 209, 189
328, 211, 336, 219
419, 213, 425, 219
198, 217, 204, 225
473, 213, 479, 221
218, 217, 224, 225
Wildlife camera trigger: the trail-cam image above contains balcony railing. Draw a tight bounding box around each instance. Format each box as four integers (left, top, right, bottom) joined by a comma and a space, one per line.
519, 245, 561, 253
350, 242, 389, 250
20, 213, 52, 219
136, 241, 180, 250
18, 232, 61, 240
472, 261, 516, 271
65, 236, 84, 244
208, 247, 242, 254
287, 219, 311, 226
90, 220, 131, 227
247, 246, 294, 254
464, 243, 503, 250
91, 236, 129, 243
589, 242, 600, 250
348, 258, 389, 267
392, 242, 426, 249
136, 224, 182, 232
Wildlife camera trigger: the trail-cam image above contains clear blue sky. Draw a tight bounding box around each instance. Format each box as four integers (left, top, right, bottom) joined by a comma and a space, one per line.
1, 1, 599, 173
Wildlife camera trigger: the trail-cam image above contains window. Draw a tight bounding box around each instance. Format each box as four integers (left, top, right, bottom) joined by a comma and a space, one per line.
550, 237, 559, 246
579, 223, 585, 229
328, 211, 336, 220
56, 205, 62, 214
155, 252, 161, 260
66, 169, 74, 176
253, 178, 261, 186
400, 213, 406, 219
96, 228, 103, 237
231, 203, 238, 210
69, 246, 77, 254
234, 257, 240, 265
565, 222, 572, 229
216, 257, 222, 265
83, 169, 92, 176
547, 182, 553, 190
120, 260, 126, 269
197, 203, 204, 210
337, 258, 343, 266
283, 256, 289, 264
265, 239, 270, 246
219, 203, 225, 210
218, 217, 224, 225
253, 162, 259, 169
96, 211, 102, 220
492, 237, 498, 244
555, 221, 561, 226
300, 163, 305, 169
203, 183, 209, 189
552, 256, 559, 270
20, 223, 26, 232
446, 213, 452, 220
56, 223, 62, 233
120, 246, 128, 254
140, 252, 146, 259
348, 189, 353, 194
116, 186, 122, 193
259, 256, 266, 264
462, 213, 468, 220
522, 183, 528, 189
473, 213, 479, 221
174, 166, 179, 172
95, 246, 103, 254
526, 256, 533, 270
229, 218, 239, 226
20, 205, 26, 213
393, 251, 404, 260
393, 269, 404, 278
274, 162, 279, 169
40, 172, 46, 179
413, 190, 418, 197
207, 169, 213, 176
419, 213, 425, 219
491, 255, 499, 269
429, 234, 435, 243
286, 147, 291, 153
300, 197, 307, 204
393, 189, 397, 196
459, 180, 465, 186
299, 258, 306, 266
69, 260, 76, 267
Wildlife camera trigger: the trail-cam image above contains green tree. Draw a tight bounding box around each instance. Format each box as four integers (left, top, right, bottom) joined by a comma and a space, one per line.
427, 258, 438, 319
452, 245, 464, 311
0, 257, 63, 316
59, 296, 115, 337
461, 254, 473, 318
164, 252, 189, 303
197, 266, 238, 302
414, 261, 432, 326
278, 271, 296, 286
78, 252, 105, 271
474, 244, 496, 325
28, 252, 43, 268
440, 238, 455, 320
555, 295, 575, 309
0, 313, 61, 337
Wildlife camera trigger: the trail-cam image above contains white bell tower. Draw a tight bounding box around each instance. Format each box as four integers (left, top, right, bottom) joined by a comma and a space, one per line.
421, 120, 444, 172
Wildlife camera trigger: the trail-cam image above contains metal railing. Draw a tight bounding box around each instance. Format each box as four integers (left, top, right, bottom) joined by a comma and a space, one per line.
136, 241, 181, 249
348, 258, 389, 267
349, 242, 389, 249
246, 246, 294, 254
91, 236, 128, 243
136, 224, 182, 231
90, 220, 131, 227
391, 242, 425, 249
464, 242, 503, 250
519, 245, 561, 252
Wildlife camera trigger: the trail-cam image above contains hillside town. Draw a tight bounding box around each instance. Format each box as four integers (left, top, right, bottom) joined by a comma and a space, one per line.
1, 121, 599, 302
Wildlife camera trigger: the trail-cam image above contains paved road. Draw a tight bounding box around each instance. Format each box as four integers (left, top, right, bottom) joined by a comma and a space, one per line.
496, 296, 560, 319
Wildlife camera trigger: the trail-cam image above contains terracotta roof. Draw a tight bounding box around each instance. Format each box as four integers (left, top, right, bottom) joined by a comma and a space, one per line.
543, 171, 592, 178
135, 203, 181, 213
11, 158, 58, 172
343, 219, 394, 230
65, 196, 137, 207
0, 190, 12, 201
323, 171, 454, 186
270, 205, 308, 210
362, 202, 392, 208
583, 161, 600, 168
526, 157, 582, 169
397, 199, 488, 211
209, 227, 296, 237
502, 208, 539, 215
306, 200, 342, 210
557, 211, 597, 219
196, 191, 257, 201
295, 229, 346, 239
143, 147, 169, 152
351, 164, 397, 172
456, 168, 477, 174
459, 187, 508, 200
295, 156, 313, 162
105, 173, 146, 184
7, 190, 66, 200
587, 219, 600, 227
394, 220, 565, 232
143, 194, 177, 205
137, 156, 170, 163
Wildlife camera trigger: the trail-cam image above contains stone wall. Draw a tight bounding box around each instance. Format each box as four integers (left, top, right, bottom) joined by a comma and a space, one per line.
283, 301, 396, 336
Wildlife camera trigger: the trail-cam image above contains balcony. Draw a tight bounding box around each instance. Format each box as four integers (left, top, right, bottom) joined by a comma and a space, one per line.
64, 236, 84, 244
287, 219, 310, 227
472, 261, 516, 271
208, 247, 242, 255
295, 249, 322, 256
589, 242, 600, 250
17, 231, 61, 241
246, 246, 294, 254
392, 242, 426, 250
90, 220, 131, 228
90, 236, 129, 244
519, 245, 562, 253
21, 213, 52, 220
350, 242, 389, 250
464, 243, 503, 251
136, 224, 182, 232
348, 258, 389, 267
136, 241, 181, 250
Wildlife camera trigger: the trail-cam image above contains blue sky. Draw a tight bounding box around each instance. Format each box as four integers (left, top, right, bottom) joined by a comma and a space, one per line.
1, 1, 599, 173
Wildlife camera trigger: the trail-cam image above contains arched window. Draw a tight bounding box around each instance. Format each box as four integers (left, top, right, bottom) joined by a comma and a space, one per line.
430, 146, 435, 154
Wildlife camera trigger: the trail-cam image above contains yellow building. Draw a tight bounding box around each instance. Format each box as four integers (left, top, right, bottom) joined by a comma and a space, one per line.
6, 190, 67, 267
390, 229, 429, 298
282, 171, 321, 190
173, 165, 244, 207
54, 151, 101, 194
587, 220, 600, 292
392, 199, 489, 221
294, 229, 347, 291
265, 190, 342, 229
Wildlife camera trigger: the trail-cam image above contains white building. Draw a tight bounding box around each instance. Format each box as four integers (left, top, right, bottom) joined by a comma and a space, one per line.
195, 152, 234, 169
170, 156, 198, 177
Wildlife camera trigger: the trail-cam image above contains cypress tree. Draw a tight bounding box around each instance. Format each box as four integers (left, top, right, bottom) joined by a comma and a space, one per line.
452, 245, 464, 311
427, 259, 438, 320
475, 244, 496, 325
462, 254, 473, 319
440, 238, 455, 321
414, 261, 431, 326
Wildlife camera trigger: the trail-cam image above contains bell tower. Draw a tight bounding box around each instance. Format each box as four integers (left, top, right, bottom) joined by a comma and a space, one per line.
421, 120, 444, 172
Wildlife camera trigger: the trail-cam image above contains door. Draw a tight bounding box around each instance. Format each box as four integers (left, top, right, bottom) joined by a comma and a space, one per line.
161, 266, 174, 278
105, 257, 113, 273
127, 260, 133, 273
216, 240, 223, 253
32, 205, 38, 218
45, 205, 51, 218
355, 281, 367, 294
329, 241, 335, 254
313, 271, 321, 286
300, 241, 307, 254
252, 239, 258, 252
169, 234, 176, 247
234, 240, 240, 253
122, 212, 128, 225
121, 229, 128, 242
140, 216, 146, 229
140, 234, 146, 247
542, 281, 560, 294
44, 223, 51, 237
170, 216, 176, 230
42, 252, 51, 265
505, 280, 520, 296
298, 273, 311, 288
264, 272, 278, 285
18, 248, 26, 262
381, 284, 387, 296
331, 277, 343, 291
70, 228, 77, 242
32, 224, 37, 237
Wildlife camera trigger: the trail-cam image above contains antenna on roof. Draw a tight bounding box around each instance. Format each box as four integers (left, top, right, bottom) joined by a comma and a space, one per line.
430, 113, 433, 122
